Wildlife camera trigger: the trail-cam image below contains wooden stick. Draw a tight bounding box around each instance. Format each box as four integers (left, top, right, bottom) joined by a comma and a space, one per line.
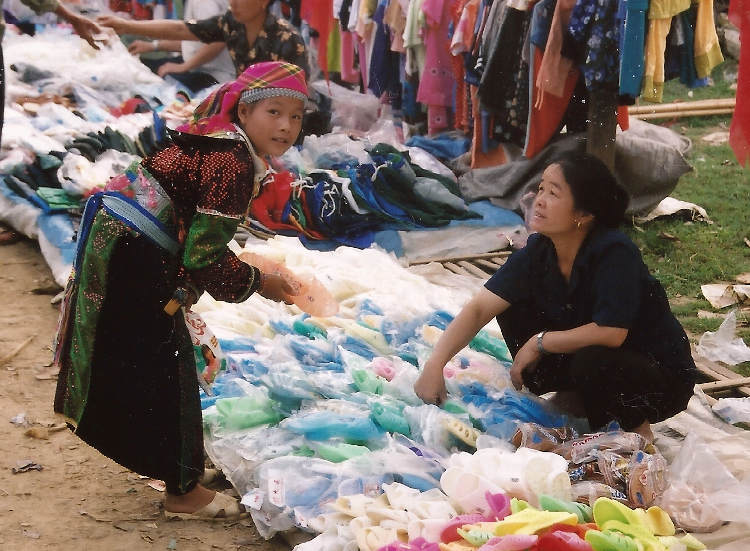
410, 250, 511, 265
633, 108, 735, 120
698, 377, 750, 392
0, 335, 35, 366
458, 260, 492, 278
628, 97, 736, 114
693, 352, 750, 397
475, 258, 502, 270
443, 262, 472, 277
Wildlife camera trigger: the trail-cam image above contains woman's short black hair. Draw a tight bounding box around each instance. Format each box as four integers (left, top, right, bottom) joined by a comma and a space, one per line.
552, 152, 629, 228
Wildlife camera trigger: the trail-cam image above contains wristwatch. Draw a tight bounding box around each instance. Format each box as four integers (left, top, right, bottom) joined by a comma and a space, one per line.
536, 331, 548, 354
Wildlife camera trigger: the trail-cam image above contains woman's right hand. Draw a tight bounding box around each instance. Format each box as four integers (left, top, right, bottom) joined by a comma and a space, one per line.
414, 364, 447, 406
258, 272, 300, 304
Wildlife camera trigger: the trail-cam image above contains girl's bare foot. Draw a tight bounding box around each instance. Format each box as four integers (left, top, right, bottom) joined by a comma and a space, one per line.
164, 483, 216, 513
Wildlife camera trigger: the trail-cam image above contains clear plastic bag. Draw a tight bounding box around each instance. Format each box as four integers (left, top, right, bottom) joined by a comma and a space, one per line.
556, 430, 647, 463
310, 80, 380, 132
696, 310, 750, 365
511, 422, 578, 453
657, 432, 750, 532
184, 310, 228, 391
712, 397, 750, 425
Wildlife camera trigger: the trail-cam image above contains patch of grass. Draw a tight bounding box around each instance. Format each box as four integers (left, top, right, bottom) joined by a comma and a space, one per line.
661, 58, 738, 103
636, 60, 738, 128
622, 62, 750, 372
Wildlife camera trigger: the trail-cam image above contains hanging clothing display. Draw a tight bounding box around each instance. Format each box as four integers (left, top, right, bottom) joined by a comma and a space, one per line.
299, 0, 727, 169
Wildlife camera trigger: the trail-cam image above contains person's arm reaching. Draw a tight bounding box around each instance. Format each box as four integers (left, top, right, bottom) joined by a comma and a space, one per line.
414, 288, 511, 405
46, 2, 104, 49
97, 15, 197, 41
158, 42, 226, 76
509, 323, 628, 389
128, 38, 182, 55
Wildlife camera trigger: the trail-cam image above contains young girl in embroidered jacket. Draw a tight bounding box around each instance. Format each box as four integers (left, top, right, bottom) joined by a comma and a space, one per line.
54, 61, 307, 520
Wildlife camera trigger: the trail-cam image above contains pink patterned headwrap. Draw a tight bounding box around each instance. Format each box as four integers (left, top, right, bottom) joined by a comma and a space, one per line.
176, 61, 308, 136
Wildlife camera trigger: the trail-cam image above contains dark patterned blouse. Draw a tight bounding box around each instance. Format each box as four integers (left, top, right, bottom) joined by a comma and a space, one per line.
141, 133, 262, 303
186, 12, 310, 78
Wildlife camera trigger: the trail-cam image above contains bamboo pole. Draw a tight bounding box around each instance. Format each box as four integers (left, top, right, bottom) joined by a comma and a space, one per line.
458, 260, 492, 278
698, 377, 750, 392
443, 262, 472, 277
628, 97, 736, 114
409, 250, 511, 265
475, 258, 502, 270
633, 108, 735, 120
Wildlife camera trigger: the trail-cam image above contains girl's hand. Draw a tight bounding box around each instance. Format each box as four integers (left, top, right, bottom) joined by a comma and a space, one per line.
414, 364, 448, 406
510, 336, 541, 390
258, 272, 299, 303
69, 15, 104, 50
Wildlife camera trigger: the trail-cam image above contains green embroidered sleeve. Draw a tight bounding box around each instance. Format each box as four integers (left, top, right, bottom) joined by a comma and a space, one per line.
182, 212, 238, 270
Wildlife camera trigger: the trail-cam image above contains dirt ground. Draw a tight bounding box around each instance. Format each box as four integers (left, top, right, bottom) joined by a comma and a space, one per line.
0, 239, 288, 551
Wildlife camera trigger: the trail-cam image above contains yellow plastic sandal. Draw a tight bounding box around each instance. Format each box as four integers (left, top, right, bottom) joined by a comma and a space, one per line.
493, 508, 578, 536
634, 506, 675, 536
443, 418, 481, 447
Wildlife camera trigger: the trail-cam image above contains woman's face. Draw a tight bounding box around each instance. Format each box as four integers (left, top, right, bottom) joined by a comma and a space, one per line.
229, 0, 269, 23
530, 164, 585, 236
237, 96, 304, 157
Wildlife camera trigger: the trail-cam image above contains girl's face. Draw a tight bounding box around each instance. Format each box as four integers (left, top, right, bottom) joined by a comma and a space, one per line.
237, 96, 304, 157
530, 164, 588, 236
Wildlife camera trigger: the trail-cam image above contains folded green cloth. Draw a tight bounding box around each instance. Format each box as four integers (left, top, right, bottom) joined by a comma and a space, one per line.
36, 187, 81, 210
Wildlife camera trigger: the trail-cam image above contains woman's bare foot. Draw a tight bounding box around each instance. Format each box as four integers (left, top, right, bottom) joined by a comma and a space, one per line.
631, 419, 654, 443
164, 483, 216, 513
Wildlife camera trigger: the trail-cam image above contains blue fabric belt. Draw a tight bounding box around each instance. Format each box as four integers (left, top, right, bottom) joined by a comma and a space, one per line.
75, 191, 178, 275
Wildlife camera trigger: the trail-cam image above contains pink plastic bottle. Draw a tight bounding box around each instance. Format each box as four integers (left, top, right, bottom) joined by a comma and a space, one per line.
238, 252, 339, 316
370, 357, 396, 380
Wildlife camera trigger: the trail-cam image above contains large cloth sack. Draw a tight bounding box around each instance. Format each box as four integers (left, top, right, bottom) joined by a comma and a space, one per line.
459, 119, 692, 216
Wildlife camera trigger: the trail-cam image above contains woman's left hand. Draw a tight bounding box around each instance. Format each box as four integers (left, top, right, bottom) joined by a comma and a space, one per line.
509, 336, 541, 390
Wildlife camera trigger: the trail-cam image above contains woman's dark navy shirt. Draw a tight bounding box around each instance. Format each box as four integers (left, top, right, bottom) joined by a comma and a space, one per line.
485, 228, 696, 375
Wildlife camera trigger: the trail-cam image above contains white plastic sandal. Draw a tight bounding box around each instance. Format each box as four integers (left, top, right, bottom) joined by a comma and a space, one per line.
164, 491, 248, 522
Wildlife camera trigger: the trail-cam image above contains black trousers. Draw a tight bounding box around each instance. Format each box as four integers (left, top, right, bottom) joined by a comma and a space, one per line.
498, 307, 694, 431
524, 346, 693, 431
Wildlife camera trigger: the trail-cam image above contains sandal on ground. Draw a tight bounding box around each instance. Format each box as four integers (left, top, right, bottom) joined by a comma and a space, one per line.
164, 491, 248, 521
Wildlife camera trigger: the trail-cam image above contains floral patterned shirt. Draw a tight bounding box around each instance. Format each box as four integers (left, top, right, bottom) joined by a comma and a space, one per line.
1, 0, 59, 39
186, 12, 309, 78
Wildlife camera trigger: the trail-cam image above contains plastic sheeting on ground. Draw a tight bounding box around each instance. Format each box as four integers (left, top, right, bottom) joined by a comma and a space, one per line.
194, 237, 578, 539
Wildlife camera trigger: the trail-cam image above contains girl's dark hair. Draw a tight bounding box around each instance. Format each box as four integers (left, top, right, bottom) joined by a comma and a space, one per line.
552, 152, 629, 228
